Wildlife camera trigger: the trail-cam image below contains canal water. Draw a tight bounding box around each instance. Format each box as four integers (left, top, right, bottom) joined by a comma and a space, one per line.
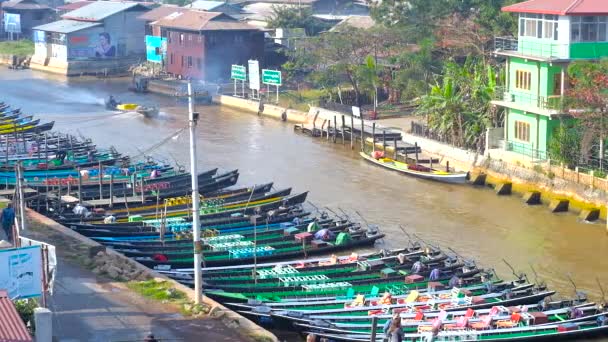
2, 69, 607, 303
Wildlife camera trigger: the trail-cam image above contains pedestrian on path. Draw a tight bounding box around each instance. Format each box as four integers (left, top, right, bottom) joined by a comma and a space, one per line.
0, 203, 15, 244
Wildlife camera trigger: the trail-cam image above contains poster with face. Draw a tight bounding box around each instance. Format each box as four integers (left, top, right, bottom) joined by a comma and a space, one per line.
94, 32, 115, 58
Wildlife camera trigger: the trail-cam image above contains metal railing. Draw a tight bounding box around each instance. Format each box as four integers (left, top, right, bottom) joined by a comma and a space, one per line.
505, 140, 547, 161
493, 87, 563, 111
494, 37, 569, 59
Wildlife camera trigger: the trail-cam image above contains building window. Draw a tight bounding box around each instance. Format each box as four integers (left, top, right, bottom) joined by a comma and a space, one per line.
515, 70, 532, 90
571, 16, 608, 42
181, 55, 184, 67
514, 121, 530, 142
33, 11, 44, 20
170, 53, 174, 64
198, 35, 203, 43
519, 13, 558, 40
187, 56, 193, 68
196, 58, 202, 69
180, 33, 184, 45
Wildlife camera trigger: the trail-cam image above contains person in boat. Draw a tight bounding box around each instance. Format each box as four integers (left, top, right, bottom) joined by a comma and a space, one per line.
292, 216, 301, 226
144, 334, 158, 342
103, 215, 116, 224
411, 261, 424, 274
107, 95, 118, 109
73, 203, 90, 218
306, 333, 317, 342
335, 229, 351, 246
481, 275, 493, 293
314, 228, 334, 241
448, 275, 460, 288
429, 268, 440, 281
597, 315, 607, 327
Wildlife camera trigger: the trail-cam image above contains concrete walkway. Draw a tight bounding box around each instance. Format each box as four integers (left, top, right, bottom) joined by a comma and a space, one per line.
48, 258, 248, 342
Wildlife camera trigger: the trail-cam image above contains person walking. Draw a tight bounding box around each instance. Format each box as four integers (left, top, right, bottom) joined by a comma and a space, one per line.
387, 317, 404, 342
0, 203, 15, 244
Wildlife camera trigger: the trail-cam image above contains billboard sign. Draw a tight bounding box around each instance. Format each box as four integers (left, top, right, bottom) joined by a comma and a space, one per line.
248, 60, 260, 91
145, 35, 166, 63
231, 65, 246, 81
3, 13, 21, 33
68, 31, 115, 59
0, 246, 42, 299
262, 69, 281, 86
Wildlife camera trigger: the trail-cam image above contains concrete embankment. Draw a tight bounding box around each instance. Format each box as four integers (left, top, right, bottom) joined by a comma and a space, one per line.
25, 209, 279, 342
215, 94, 608, 224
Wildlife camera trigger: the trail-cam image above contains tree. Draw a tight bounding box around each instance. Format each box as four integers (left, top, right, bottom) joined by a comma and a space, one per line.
266, 6, 331, 36
416, 58, 498, 150
548, 123, 582, 167
565, 59, 608, 161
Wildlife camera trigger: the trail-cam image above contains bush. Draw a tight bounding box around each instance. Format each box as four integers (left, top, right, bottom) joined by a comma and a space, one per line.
14, 299, 38, 334
0, 40, 34, 56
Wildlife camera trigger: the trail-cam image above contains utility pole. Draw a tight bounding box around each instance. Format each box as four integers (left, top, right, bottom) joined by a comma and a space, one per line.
17, 162, 26, 234
188, 81, 202, 304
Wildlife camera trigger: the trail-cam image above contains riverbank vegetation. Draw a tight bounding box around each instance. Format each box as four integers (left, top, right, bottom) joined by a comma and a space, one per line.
0, 40, 34, 57
279, 0, 608, 168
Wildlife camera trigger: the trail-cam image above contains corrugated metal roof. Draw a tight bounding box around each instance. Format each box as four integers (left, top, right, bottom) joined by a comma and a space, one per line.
33, 19, 101, 33
138, 5, 184, 21
62, 1, 147, 21
329, 15, 374, 31
1, 0, 49, 10
503, 0, 608, 15
152, 10, 254, 31
189, 0, 225, 10
0, 291, 33, 342
56, 1, 94, 11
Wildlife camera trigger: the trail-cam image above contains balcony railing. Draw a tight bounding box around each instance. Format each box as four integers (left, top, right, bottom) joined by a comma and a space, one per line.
506, 140, 548, 161
493, 87, 563, 112
494, 37, 569, 59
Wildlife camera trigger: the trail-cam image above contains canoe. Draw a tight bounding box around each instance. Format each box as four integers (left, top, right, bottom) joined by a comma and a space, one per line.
360, 151, 468, 184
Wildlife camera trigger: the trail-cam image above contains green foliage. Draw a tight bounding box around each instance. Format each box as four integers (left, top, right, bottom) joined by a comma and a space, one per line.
416, 57, 498, 149
127, 280, 186, 301
548, 124, 582, 167
14, 299, 38, 333
0, 40, 34, 56
266, 6, 331, 35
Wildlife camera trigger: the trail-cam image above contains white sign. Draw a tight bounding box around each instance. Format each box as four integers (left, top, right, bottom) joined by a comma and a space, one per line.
19, 237, 56, 295
0, 246, 42, 299
352, 106, 361, 118
248, 60, 260, 91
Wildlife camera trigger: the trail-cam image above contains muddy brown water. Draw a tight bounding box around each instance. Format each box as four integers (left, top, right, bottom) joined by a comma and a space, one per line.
2, 69, 608, 337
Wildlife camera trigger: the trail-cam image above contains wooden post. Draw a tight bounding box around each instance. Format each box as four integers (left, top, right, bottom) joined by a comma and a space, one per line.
333, 116, 337, 143
393, 138, 397, 159
109, 174, 114, 208
44, 133, 48, 165
341, 115, 345, 145
327, 119, 331, 141
36, 134, 41, 162
4, 134, 8, 163
370, 316, 378, 342
446, 161, 450, 173
372, 123, 376, 152
98, 162, 103, 200
360, 118, 365, 151
140, 178, 145, 203
430, 155, 433, 169
382, 130, 386, 155
77, 167, 82, 204
350, 115, 355, 150
415, 142, 419, 164
320, 119, 326, 138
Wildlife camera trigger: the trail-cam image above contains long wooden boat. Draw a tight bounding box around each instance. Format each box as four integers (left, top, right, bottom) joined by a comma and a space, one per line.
360, 151, 468, 184
306, 317, 608, 341
134, 229, 384, 268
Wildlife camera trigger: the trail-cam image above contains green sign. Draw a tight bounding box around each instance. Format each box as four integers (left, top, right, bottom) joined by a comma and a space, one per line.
262, 69, 282, 86
231, 65, 246, 81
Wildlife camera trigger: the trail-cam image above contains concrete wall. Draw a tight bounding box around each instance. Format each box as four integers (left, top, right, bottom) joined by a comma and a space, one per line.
30, 55, 142, 75
214, 95, 309, 123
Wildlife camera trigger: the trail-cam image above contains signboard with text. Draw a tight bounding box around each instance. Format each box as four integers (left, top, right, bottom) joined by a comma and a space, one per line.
262, 69, 281, 86
231, 65, 246, 81
248, 60, 260, 91
0, 246, 42, 299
